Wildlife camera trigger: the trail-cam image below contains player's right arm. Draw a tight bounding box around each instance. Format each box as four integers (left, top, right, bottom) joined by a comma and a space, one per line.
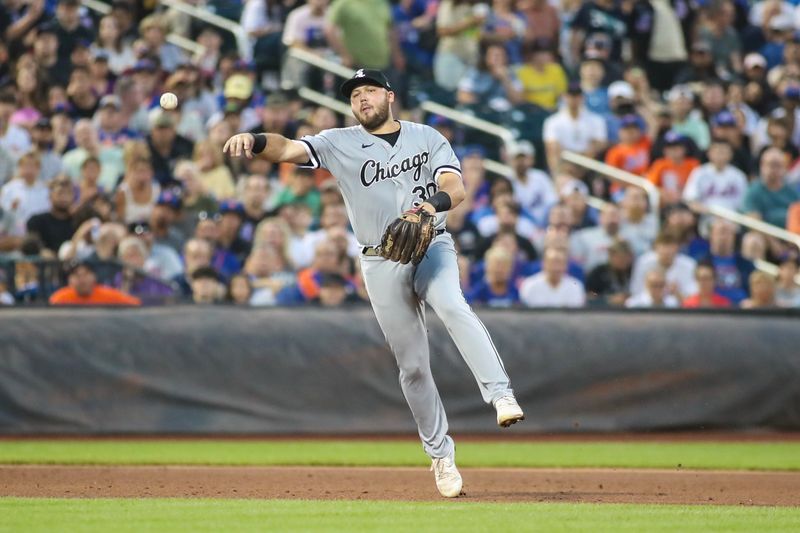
222, 133, 310, 164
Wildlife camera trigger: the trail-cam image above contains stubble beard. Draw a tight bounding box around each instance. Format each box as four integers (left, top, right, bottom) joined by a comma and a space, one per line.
357, 99, 390, 131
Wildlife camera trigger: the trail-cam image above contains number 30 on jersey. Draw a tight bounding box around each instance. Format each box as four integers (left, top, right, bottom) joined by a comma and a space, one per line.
412, 183, 438, 206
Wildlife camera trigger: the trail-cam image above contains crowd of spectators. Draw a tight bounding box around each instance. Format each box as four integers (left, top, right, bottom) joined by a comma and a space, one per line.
0, 0, 799, 310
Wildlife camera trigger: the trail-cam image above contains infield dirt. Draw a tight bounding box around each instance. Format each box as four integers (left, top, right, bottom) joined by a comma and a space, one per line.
2, 465, 798, 506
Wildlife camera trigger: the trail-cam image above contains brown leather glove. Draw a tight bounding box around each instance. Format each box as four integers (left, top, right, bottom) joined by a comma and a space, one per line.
379, 207, 436, 265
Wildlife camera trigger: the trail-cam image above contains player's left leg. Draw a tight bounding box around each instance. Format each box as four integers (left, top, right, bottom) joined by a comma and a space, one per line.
414, 233, 524, 426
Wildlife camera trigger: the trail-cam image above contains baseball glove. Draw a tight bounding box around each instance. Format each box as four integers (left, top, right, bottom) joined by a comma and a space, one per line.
380, 207, 436, 265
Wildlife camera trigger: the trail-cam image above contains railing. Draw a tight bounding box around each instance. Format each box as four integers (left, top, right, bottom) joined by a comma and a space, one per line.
82, 0, 205, 55
561, 151, 661, 228
159, 0, 250, 59
562, 151, 800, 283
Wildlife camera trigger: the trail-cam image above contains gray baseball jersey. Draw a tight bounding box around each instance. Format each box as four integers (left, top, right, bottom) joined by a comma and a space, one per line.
298, 120, 461, 245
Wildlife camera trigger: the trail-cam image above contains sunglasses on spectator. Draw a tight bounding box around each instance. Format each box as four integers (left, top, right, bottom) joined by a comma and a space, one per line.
197, 211, 222, 222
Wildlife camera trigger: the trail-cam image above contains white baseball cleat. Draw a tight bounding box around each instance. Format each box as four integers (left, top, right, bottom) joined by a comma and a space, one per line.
431, 451, 463, 498
494, 395, 525, 427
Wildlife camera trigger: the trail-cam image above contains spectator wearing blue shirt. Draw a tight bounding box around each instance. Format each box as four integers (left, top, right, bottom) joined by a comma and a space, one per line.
393, 0, 436, 76
466, 246, 520, 308
699, 218, 755, 305
759, 14, 793, 69
456, 44, 524, 112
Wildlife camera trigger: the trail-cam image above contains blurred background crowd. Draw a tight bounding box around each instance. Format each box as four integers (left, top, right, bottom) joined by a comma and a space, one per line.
1, 0, 799, 309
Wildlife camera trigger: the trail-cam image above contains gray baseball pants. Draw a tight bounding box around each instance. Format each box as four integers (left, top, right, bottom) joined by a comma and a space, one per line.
360, 232, 513, 459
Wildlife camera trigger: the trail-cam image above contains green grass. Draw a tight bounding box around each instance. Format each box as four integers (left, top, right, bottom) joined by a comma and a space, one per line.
1, 498, 798, 533
1, 440, 799, 470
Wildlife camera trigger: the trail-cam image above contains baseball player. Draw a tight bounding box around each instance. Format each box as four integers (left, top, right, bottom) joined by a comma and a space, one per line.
223, 69, 524, 498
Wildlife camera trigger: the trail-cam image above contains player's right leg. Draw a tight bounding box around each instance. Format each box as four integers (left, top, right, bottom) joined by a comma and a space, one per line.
359, 255, 462, 497
359, 256, 456, 460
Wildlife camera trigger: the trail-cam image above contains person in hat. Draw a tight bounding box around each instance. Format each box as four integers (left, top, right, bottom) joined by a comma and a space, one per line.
517, 39, 567, 111
570, 0, 628, 64
646, 131, 701, 206
224, 67, 524, 498
505, 140, 556, 227
585, 237, 633, 307
709, 111, 752, 175
32, 23, 70, 87
665, 84, 710, 151
672, 39, 716, 86
30, 117, 63, 183
49, 259, 141, 306
53, 0, 95, 61
543, 80, 607, 173
149, 189, 185, 254
760, 13, 794, 69
96, 95, 139, 147
604, 114, 651, 177
146, 108, 194, 188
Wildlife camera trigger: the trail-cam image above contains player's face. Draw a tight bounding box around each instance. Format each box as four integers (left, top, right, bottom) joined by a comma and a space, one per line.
350, 85, 393, 130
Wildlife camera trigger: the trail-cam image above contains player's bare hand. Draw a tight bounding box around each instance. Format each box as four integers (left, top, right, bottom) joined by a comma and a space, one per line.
222, 133, 255, 159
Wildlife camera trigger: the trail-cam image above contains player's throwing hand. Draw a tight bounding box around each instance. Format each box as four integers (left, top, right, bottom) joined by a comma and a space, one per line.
222, 133, 256, 159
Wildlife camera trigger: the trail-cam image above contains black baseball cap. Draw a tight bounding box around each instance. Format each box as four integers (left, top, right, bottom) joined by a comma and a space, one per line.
340, 69, 393, 98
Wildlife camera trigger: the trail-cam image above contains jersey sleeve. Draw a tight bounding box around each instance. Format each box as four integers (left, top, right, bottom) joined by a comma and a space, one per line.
426, 127, 462, 185
298, 131, 336, 171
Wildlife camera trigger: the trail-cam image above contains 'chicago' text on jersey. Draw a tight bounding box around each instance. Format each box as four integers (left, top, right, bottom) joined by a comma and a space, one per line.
360, 151, 430, 187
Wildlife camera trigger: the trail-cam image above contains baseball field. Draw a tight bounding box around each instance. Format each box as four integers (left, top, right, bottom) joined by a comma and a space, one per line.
1, 434, 799, 532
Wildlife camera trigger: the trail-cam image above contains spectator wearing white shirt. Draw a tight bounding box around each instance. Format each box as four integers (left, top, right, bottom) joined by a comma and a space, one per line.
571, 203, 639, 272
682, 139, 748, 212
520, 247, 585, 308
543, 81, 607, 173
625, 268, 680, 308
619, 186, 658, 256
281, 0, 330, 89
298, 203, 359, 267
630, 230, 698, 301
0, 152, 50, 237
506, 140, 557, 227
0, 92, 32, 164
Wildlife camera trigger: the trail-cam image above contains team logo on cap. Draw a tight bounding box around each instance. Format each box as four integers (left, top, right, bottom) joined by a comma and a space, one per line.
355, 69, 365, 78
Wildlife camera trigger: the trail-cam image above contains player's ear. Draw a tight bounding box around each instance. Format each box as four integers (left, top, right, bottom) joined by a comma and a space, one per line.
387, 90, 395, 104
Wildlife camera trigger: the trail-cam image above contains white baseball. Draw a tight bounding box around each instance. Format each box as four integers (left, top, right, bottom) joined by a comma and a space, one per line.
160, 92, 178, 110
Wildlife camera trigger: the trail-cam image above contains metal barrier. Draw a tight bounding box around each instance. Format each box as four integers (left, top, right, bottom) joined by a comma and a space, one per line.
159, 0, 249, 60
561, 151, 661, 228
82, 0, 205, 55
561, 151, 800, 283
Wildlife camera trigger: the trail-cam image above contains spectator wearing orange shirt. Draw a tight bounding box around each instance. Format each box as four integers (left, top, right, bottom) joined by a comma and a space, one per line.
49, 260, 141, 306
646, 131, 700, 206
604, 114, 651, 177
682, 261, 732, 309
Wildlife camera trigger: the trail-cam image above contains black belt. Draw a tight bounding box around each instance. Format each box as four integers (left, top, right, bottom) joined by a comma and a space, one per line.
362, 229, 445, 256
